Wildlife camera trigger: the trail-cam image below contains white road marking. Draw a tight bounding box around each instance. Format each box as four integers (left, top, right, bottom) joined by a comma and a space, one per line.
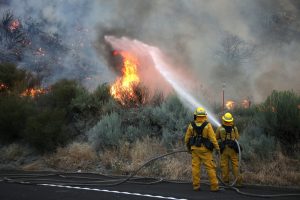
39, 184, 188, 200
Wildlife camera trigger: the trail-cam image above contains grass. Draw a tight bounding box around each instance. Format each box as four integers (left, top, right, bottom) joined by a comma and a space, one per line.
98, 136, 193, 181
241, 152, 300, 187
99, 136, 168, 176
0, 143, 30, 161
45, 142, 98, 171
1, 139, 299, 187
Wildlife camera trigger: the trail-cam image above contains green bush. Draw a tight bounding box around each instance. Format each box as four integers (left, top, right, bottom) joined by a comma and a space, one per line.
24, 109, 70, 153
0, 63, 26, 90
114, 95, 190, 147
38, 79, 82, 109
0, 63, 40, 94
231, 106, 260, 133
262, 90, 300, 156
71, 83, 114, 116
92, 83, 112, 104
239, 119, 276, 161
87, 112, 122, 151
69, 83, 119, 134
0, 95, 34, 143
151, 95, 191, 147
124, 125, 142, 142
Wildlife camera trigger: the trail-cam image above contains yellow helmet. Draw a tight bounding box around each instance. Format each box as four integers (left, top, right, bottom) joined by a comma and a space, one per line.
194, 107, 207, 116
222, 112, 233, 122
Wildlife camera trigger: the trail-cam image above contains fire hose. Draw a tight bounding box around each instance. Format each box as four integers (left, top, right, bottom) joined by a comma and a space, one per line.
216, 140, 300, 198
1, 141, 300, 198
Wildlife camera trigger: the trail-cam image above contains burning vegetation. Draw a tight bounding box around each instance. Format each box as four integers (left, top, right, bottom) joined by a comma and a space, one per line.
225, 99, 251, 110
110, 50, 147, 106
0, 10, 94, 86
225, 100, 235, 110
0, 82, 8, 91
20, 87, 47, 97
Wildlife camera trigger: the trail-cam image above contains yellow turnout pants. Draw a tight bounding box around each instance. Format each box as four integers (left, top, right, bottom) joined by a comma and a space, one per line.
220, 147, 242, 185
191, 148, 219, 191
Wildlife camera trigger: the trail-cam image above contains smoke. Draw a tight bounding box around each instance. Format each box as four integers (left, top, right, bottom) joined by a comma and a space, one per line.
2, 0, 300, 102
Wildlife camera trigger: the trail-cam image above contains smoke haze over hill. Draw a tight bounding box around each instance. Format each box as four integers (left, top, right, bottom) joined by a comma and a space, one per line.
1, 0, 300, 102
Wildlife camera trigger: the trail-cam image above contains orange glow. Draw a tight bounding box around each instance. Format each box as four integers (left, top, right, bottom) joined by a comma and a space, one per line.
21, 88, 47, 97
8, 19, 20, 32
0, 83, 8, 91
241, 99, 250, 108
226, 100, 235, 110
110, 51, 140, 105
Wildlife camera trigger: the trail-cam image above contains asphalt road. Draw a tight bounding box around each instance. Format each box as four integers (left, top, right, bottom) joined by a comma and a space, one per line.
1, 171, 300, 200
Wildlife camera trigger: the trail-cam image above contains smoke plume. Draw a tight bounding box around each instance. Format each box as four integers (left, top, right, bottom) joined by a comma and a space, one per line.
1, 0, 300, 102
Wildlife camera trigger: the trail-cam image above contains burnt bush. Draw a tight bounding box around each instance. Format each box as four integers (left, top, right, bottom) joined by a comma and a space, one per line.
0, 11, 27, 62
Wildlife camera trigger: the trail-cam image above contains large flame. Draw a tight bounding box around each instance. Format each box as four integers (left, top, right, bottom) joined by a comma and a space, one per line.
110, 51, 140, 104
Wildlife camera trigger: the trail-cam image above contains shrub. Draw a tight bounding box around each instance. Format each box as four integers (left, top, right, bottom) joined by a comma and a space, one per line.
151, 95, 191, 147
0, 63, 39, 94
38, 79, 82, 109
114, 95, 190, 147
124, 125, 142, 143
0, 95, 34, 143
119, 106, 154, 140
262, 90, 300, 156
231, 105, 259, 132
24, 108, 70, 153
71, 83, 113, 116
239, 119, 276, 161
92, 83, 112, 104
87, 112, 122, 151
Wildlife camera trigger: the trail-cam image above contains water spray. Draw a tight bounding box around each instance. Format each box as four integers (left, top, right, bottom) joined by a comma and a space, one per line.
147, 47, 221, 127
105, 36, 221, 127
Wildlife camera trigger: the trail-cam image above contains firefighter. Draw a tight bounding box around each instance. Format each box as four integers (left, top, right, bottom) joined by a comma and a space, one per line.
216, 112, 242, 186
184, 107, 221, 192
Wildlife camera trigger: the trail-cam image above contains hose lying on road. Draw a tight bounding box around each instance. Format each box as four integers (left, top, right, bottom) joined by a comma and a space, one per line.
1, 145, 300, 198
217, 140, 300, 198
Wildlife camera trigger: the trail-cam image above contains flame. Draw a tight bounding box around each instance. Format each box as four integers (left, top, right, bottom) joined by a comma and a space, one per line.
0, 83, 8, 91
21, 88, 47, 97
110, 51, 140, 105
8, 19, 20, 32
225, 100, 235, 110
